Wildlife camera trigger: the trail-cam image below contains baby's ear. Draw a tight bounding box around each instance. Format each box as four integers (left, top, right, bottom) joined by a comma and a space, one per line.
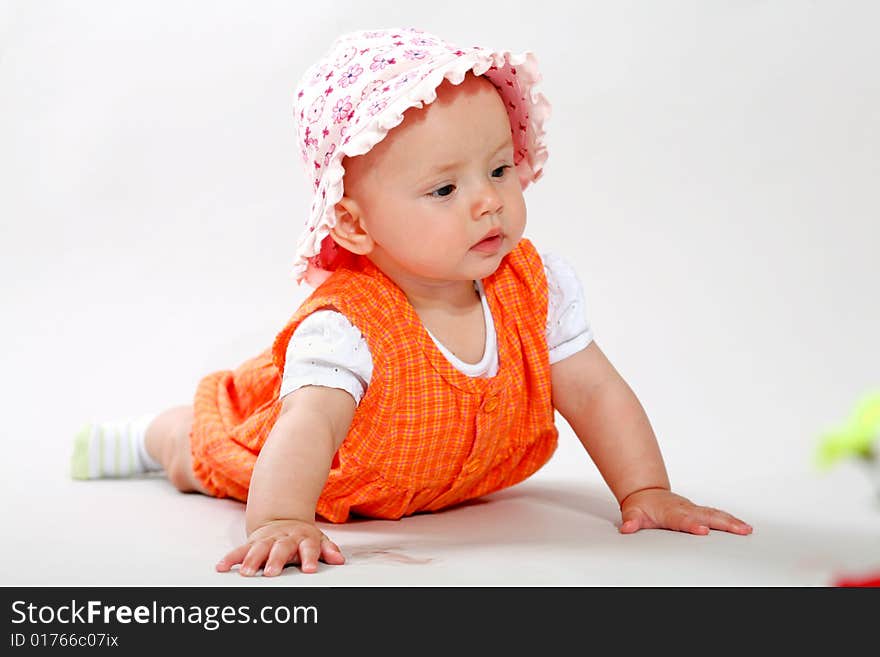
330, 197, 374, 255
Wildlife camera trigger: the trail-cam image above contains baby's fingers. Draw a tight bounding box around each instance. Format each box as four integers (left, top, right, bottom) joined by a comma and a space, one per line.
262, 538, 301, 577
216, 544, 251, 573
619, 507, 652, 534
278, 536, 346, 573
263, 537, 344, 575
238, 540, 273, 577
696, 507, 753, 535
215, 540, 273, 576
664, 506, 753, 536
659, 509, 711, 535
320, 537, 346, 565
298, 539, 323, 574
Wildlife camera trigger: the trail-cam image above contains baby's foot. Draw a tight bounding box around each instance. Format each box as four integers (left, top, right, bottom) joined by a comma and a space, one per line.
70, 414, 162, 479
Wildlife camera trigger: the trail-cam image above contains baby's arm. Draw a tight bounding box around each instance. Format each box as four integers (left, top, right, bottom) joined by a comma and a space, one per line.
551, 342, 752, 535
215, 385, 356, 576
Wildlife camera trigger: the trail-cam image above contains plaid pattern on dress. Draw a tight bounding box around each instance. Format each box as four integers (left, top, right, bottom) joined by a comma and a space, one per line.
190, 238, 558, 522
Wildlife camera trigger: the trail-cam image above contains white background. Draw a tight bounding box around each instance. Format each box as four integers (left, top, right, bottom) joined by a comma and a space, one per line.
1, 0, 878, 585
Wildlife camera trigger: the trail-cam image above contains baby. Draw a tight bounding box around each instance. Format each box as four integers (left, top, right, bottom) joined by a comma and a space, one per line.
71, 27, 752, 577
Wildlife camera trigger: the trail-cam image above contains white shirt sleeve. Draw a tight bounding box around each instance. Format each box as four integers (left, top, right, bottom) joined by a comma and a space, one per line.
540, 251, 593, 364
278, 309, 374, 405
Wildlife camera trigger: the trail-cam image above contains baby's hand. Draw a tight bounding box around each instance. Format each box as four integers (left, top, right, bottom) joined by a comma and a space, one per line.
215, 519, 345, 576
619, 488, 753, 536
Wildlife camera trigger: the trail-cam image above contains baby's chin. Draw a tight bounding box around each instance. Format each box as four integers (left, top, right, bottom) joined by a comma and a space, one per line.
467, 253, 507, 280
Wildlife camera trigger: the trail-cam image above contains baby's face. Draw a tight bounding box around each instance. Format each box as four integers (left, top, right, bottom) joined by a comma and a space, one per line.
335, 74, 526, 289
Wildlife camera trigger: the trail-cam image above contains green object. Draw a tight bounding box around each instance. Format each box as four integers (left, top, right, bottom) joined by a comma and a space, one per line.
70, 422, 92, 480
816, 390, 880, 468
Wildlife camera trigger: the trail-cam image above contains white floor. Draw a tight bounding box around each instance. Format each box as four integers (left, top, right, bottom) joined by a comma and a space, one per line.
3, 418, 878, 587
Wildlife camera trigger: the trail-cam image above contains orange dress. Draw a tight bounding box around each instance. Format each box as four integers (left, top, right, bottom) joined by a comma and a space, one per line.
189, 237, 558, 522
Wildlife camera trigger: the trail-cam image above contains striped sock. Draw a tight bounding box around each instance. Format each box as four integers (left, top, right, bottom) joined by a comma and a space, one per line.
70, 413, 163, 479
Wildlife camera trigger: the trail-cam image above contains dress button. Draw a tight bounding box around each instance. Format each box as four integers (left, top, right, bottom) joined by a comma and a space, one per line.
482, 395, 499, 413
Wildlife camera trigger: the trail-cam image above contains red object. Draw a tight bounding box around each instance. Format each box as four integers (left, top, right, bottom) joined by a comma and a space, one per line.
833, 571, 880, 587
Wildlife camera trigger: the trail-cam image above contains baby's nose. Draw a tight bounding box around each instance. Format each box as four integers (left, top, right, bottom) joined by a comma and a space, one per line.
473, 183, 504, 218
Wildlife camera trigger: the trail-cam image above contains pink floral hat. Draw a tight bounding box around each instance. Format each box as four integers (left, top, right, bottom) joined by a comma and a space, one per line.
291, 27, 552, 288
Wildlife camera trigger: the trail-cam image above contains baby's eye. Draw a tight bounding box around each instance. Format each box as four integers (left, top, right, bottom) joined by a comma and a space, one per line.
430, 184, 455, 198
492, 165, 510, 178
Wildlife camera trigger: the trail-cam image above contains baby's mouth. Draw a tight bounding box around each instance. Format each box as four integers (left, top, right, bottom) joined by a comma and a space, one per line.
470, 232, 504, 253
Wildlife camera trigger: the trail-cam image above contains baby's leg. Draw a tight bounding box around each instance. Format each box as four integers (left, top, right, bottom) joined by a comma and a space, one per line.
144, 406, 208, 494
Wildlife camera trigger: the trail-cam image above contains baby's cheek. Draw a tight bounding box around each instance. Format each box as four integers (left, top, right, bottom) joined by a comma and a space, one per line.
507, 197, 527, 236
